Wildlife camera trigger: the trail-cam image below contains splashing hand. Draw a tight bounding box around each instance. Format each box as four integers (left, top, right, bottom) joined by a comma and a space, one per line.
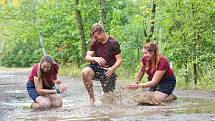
105, 67, 114, 77
53, 79, 61, 84
58, 84, 67, 93
126, 83, 139, 90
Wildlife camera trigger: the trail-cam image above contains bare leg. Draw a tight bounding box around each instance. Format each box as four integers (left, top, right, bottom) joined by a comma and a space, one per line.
137, 92, 160, 105
153, 91, 168, 102
31, 102, 40, 109
82, 67, 96, 106
137, 91, 168, 105
49, 94, 63, 108
35, 96, 51, 109
164, 93, 177, 102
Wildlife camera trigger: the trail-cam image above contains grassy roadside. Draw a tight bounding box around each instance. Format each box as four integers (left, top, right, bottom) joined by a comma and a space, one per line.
58, 63, 137, 82
0, 65, 214, 92
59, 63, 82, 78
59, 64, 215, 92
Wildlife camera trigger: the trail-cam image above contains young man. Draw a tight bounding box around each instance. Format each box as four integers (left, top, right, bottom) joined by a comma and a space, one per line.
82, 23, 122, 106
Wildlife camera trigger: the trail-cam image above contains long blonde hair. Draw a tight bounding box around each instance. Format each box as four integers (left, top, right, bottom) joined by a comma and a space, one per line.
144, 42, 161, 73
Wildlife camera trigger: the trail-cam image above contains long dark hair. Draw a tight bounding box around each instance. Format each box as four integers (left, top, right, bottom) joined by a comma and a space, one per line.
37, 55, 54, 89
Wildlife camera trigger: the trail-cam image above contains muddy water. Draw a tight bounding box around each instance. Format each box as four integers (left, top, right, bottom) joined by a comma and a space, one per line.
0, 69, 215, 121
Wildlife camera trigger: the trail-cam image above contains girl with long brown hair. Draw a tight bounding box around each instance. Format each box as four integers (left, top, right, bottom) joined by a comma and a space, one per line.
26, 55, 67, 109
126, 42, 176, 104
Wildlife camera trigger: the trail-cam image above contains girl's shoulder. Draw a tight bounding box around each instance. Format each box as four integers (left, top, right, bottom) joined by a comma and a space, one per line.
53, 61, 59, 73
141, 56, 147, 64
32, 63, 39, 70
160, 55, 169, 62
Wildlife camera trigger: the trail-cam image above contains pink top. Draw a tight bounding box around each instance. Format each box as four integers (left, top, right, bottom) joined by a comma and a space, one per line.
141, 56, 174, 82
28, 62, 59, 84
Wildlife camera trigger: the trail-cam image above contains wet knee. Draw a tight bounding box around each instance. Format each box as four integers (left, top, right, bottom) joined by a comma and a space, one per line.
82, 69, 89, 80
52, 101, 63, 108
38, 101, 51, 109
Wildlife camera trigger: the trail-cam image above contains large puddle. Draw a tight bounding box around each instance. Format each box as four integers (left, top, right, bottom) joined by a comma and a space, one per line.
0, 70, 215, 121
2, 87, 215, 121
176, 98, 215, 114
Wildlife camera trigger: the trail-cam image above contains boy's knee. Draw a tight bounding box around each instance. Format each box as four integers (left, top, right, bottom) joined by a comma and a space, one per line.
82, 68, 90, 78
82, 69, 88, 77
82, 67, 94, 80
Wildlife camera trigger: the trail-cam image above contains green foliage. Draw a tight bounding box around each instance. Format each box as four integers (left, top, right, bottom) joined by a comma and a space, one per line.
0, 37, 41, 67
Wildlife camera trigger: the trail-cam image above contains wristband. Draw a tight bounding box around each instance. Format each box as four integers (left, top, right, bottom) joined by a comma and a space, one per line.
56, 88, 60, 94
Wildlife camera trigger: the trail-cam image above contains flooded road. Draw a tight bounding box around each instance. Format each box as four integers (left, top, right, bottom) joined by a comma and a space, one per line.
0, 68, 215, 121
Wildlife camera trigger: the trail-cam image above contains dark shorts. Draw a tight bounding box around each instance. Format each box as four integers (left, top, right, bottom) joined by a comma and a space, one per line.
156, 75, 176, 95
26, 80, 39, 102
146, 75, 176, 95
88, 63, 117, 93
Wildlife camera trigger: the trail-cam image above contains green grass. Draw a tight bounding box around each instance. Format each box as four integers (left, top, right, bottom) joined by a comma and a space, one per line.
59, 63, 83, 78
59, 63, 215, 92
59, 63, 147, 83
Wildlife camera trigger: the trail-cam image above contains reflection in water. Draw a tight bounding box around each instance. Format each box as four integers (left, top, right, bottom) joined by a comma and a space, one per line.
4, 90, 27, 94
0, 74, 16, 78
175, 98, 215, 114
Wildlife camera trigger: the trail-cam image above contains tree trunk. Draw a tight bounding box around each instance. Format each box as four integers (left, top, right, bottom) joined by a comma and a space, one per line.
184, 62, 189, 82
99, 0, 107, 27
193, 63, 198, 86
75, 0, 87, 60
146, 0, 156, 43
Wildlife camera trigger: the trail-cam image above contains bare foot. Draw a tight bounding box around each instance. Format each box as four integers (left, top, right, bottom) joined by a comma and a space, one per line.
31, 102, 40, 109
164, 93, 177, 102
89, 98, 95, 106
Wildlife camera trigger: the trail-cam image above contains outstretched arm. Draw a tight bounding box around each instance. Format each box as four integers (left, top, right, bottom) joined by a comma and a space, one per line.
126, 62, 145, 90
139, 70, 165, 88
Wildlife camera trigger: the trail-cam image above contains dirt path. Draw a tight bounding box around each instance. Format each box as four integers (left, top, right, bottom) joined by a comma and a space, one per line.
0, 68, 215, 121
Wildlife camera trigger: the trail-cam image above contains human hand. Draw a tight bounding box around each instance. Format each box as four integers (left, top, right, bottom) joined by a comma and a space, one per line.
53, 79, 61, 84
126, 83, 139, 90
58, 84, 67, 93
105, 67, 115, 77
94, 57, 106, 66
